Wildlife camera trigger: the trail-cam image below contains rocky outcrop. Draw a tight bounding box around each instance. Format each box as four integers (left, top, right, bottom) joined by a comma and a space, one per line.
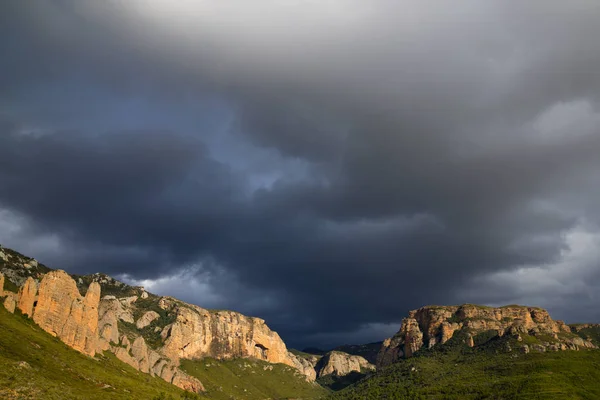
33, 270, 101, 357
3, 293, 17, 313
378, 304, 597, 368
136, 310, 160, 329
569, 325, 600, 347
97, 297, 120, 346
289, 352, 319, 381
97, 295, 136, 346
1, 244, 318, 391
1, 273, 17, 313
111, 334, 205, 392
17, 277, 38, 317
315, 351, 374, 378
158, 298, 301, 371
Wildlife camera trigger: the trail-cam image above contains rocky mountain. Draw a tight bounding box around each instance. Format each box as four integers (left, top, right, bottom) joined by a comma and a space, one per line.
331, 342, 382, 364
289, 349, 375, 381
288, 349, 375, 392
315, 351, 374, 378
0, 244, 317, 394
10, 241, 600, 398
377, 304, 597, 368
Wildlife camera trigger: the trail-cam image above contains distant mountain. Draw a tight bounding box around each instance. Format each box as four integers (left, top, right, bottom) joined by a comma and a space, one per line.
302, 347, 328, 355
332, 342, 383, 364
302, 342, 383, 365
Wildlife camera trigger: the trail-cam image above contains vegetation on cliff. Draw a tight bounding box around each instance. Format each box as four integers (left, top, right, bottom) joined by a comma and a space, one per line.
0, 306, 327, 399
331, 332, 600, 400
0, 306, 194, 400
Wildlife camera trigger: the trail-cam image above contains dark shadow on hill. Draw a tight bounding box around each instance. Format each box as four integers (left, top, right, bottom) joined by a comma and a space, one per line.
317, 371, 369, 391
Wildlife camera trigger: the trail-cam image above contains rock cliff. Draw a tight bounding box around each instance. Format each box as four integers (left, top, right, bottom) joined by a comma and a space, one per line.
32, 270, 101, 357
378, 304, 597, 368
0, 272, 18, 313
157, 297, 298, 368
17, 277, 38, 317
289, 352, 320, 381
315, 351, 374, 378
0, 244, 315, 394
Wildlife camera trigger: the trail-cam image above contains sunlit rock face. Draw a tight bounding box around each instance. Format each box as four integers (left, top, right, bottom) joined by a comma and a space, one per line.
158, 297, 301, 369
377, 304, 596, 369
17, 277, 38, 317
0, 244, 318, 393
33, 270, 100, 357
315, 351, 374, 378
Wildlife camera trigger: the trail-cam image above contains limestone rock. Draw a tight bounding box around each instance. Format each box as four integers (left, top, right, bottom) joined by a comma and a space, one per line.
97, 295, 136, 345
136, 310, 160, 329
113, 334, 204, 392
32, 270, 100, 356
289, 352, 318, 381
3, 293, 17, 313
160, 300, 302, 374
316, 351, 375, 378
377, 304, 596, 368
17, 277, 38, 317
171, 371, 205, 393
114, 346, 138, 371
98, 298, 121, 345
1, 245, 315, 385
571, 323, 600, 332
1, 272, 17, 313
120, 296, 138, 308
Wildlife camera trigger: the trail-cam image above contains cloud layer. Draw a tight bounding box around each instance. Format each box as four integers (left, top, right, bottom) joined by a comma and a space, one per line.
2, 1, 600, 348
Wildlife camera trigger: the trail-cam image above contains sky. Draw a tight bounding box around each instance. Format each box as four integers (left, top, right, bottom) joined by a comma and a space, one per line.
1, 1, 600, 349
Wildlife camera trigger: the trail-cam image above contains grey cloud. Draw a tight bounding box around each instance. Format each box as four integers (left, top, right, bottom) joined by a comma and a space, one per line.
2, 1, 600, 347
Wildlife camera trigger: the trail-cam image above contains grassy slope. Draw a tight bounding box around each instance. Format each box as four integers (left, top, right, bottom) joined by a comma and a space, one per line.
181, 358, 328, 400
330, 338, 600, 400
0, 306, 326, 400
0, 306, 193, 400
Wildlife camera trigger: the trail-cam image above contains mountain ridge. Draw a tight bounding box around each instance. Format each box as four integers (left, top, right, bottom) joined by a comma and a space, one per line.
0, 244, 317, 394
377, 303, 598, 369
4, 243, 600, 398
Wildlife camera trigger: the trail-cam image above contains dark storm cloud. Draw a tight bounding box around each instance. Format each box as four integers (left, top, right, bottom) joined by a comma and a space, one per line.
2, 1, 600, 347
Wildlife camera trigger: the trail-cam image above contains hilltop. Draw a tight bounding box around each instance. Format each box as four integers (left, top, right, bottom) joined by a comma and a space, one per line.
377, 304, 597, 368
332, 304, 600, 399
0, 244, 330, 398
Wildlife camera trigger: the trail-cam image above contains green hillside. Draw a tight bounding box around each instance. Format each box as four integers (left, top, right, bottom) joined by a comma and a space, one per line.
0, 306, 326, 399
330, 335, 600, 400
181, 358, 327, 400
0, 306, 192, 400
